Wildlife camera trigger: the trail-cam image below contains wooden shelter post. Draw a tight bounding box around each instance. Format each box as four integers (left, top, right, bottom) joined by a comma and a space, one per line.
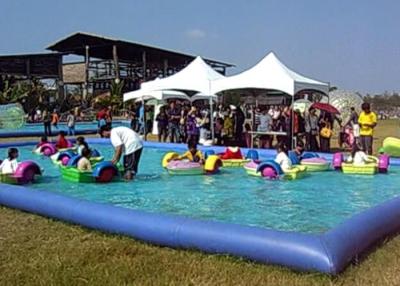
25, 58, 31, 83
83, 45, 90, 100
142, 51, 147, 81
112, 45, 120, 81
163, 59, 168, 76
57, 55, 64, 101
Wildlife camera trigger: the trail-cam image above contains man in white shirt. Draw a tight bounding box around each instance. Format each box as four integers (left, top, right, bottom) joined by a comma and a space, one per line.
100, 126, 143, 180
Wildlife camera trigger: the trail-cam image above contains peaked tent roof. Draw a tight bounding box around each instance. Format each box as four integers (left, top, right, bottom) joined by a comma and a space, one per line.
211, 52, 329, 96
123, 89, 190, 102
140, 56, 225, 96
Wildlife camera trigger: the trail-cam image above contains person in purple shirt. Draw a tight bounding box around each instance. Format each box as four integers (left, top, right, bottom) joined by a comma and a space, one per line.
186, 106, 200, 143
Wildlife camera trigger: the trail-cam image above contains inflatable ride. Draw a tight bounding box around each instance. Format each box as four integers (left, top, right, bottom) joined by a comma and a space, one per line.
0, 160, 42, 184
288, 151, 331, 172
332, 153, 389, 175
381, 137, 400, 157
60, 155, 121, 183
162, 152, 222, 175
33, 141, 76, 157
51, 149, 103, 166
0, 103, 25, 129
205, 147, 259, 167
244, 160, 307, 180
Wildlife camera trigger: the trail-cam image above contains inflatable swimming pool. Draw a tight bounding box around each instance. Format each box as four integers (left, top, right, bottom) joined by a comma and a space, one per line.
2, 140, 400, 275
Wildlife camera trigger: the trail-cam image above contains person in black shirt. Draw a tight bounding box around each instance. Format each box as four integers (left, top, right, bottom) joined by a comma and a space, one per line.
167, 102, 181, 143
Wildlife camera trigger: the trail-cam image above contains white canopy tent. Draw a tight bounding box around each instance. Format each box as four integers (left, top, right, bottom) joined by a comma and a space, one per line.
123, 89, 217, 136
138, 56, 224, 141
123, 89, 190, 102
141, 56, 225, 95
211, 52, 329, 96
211, 52, 329, 149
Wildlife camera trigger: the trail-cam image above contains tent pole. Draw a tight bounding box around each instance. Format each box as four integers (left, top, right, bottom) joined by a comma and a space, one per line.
291, 96, 295, 150
208, 81, 215, 144
142, 98, 147, 140
210, 96, 215, 143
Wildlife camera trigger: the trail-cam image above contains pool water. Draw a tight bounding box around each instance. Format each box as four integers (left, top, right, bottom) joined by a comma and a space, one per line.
10, 144, 400, 234
0, 121, 130, 134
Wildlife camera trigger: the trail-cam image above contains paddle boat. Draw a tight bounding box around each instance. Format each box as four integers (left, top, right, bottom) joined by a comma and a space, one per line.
60, 155, 121, 183
288, 151, 331, 172
34, 141, 76, 157
204, 147, 259, 167
332, 152, 389, 175
244, 160, 307, 180
51, 149, 103, 166
0, 160, 42, 185
162, 152, 222, 175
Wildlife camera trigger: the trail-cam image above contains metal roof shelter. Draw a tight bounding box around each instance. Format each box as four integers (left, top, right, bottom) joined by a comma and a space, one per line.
47, 32, 233, 72
0, 53, 63, 79
0, 52, 64, 101
46, 32, 234, 98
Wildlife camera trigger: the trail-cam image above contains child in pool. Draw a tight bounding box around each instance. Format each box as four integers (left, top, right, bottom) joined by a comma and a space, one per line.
77, 147, 92, 171
55, 131, 69, 149
76, 136, 89, 155
0, 148, 19, 174
293, 141, 305, 162
36, 136, 49, 148
178, 140, 204, 164
274, 143, 292, 171
347, 143, 375, 166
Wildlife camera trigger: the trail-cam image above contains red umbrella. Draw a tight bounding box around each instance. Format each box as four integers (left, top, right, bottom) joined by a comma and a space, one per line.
311, 102, 340, 114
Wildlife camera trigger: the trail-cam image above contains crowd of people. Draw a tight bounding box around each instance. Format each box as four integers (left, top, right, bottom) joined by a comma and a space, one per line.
134, 100, 378, 155
24, 100, 377, 165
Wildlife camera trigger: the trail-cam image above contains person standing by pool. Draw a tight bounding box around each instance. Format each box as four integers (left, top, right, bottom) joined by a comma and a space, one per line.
305, 107, 319, 151
97, 107, 107, 136
66, 110, 76, 136
167, 101, 181, 143
51, 109, 59, 130
155, 106, 168, 142
106, 106, 113, 126
100, 126, 143, 181
43, 109, 52, 137
345, 107, 360, 141
358, 102, 377, 155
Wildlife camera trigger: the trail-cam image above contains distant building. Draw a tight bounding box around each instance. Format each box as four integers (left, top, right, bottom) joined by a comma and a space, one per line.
0, 31, 233, 102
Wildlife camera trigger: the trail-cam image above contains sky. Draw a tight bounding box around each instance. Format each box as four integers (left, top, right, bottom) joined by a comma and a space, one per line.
0, 0, 399, 94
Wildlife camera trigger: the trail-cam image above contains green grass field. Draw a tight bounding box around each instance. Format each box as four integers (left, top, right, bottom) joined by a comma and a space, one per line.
1, 120, 399, 285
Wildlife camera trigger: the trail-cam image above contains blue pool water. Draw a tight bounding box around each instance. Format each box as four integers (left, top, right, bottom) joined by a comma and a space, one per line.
0, 121, 130, 134
7, 144, 400, 234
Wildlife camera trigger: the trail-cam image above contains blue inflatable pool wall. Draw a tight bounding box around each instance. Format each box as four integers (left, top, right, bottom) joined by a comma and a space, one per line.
1, 139, 400, 274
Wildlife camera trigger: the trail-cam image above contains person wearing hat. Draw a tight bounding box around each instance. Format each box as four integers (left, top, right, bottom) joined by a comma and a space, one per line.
358, 102, 377, 155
